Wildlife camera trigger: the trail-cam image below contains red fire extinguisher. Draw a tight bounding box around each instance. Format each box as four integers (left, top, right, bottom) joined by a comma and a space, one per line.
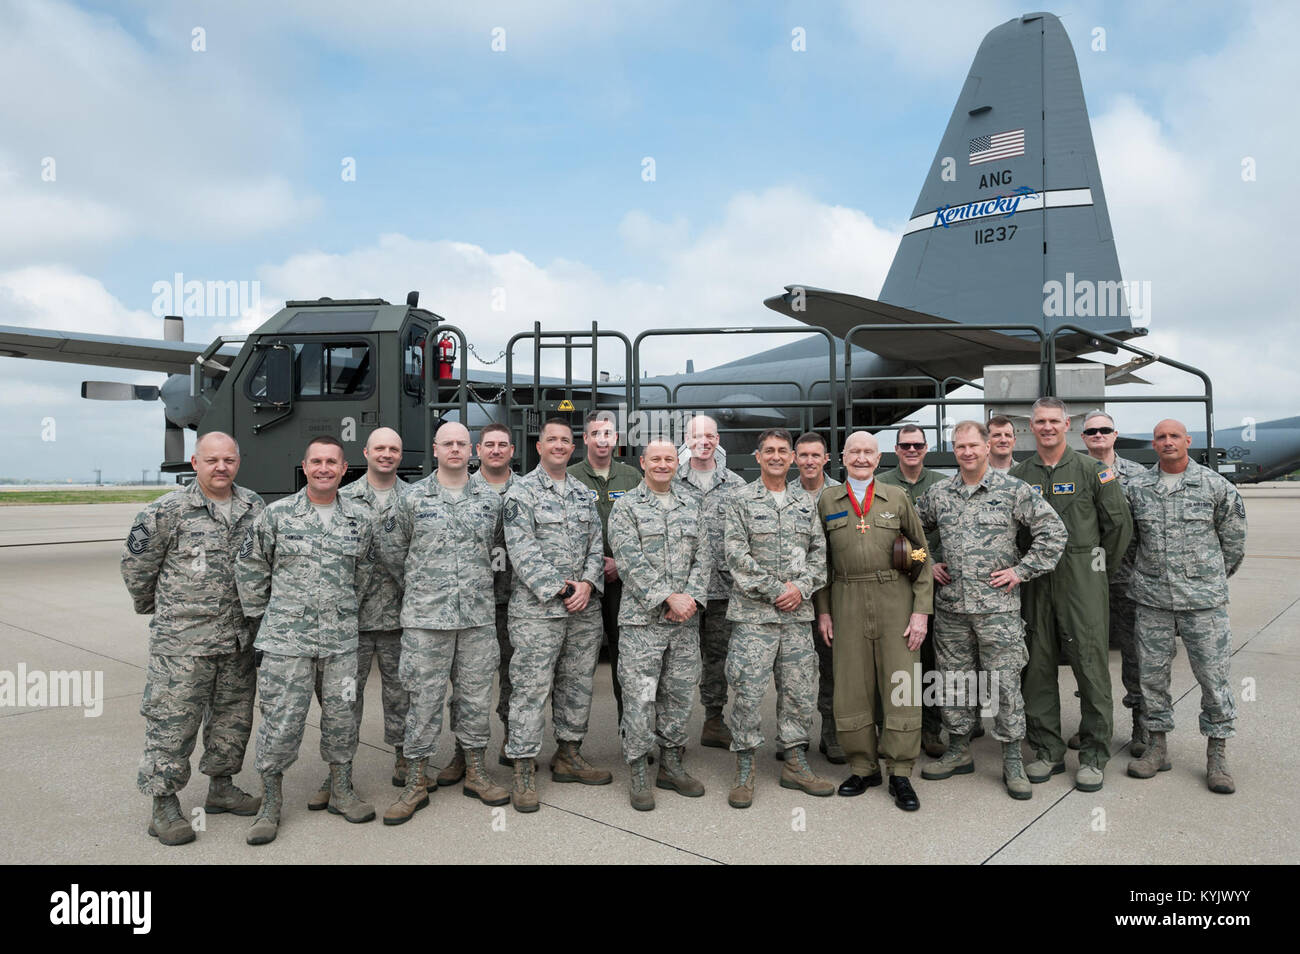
437, 334, 455, 379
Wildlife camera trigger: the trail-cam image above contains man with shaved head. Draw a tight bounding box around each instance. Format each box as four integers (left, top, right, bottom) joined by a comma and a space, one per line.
607, 438, 712, 810
300, 427, 411, 810
380, 422, 510, 824
1124, 420, 1247, 794
123, 431, 265, 845
675, 413, 747, 749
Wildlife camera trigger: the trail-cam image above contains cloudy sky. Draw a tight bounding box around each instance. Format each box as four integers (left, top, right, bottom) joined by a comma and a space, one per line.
1, 0, 1296, 481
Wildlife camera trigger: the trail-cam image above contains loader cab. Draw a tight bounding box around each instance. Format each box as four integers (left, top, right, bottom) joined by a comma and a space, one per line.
214, 294, 445, 501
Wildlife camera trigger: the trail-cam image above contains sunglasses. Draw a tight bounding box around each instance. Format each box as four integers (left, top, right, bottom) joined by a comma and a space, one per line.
896, 442, 927, 451
1082, 427, 1115, 436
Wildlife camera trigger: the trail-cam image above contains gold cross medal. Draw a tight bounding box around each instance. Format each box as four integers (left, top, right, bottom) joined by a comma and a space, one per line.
846, 483, 873, 533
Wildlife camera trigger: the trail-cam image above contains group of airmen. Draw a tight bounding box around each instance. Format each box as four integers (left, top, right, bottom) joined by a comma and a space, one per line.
121, 399, 1247, 846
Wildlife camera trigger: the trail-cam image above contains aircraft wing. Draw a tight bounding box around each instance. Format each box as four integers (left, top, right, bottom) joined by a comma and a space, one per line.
0, 325, 242, 376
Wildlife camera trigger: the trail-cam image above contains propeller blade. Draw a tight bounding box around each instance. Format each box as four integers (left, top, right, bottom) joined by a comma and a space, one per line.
164, 420, 185, 464
81, 381, 161, 401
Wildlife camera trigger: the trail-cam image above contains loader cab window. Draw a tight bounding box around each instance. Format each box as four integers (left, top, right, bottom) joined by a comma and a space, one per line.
403, 323, 429, 397
245, 339, 373, 401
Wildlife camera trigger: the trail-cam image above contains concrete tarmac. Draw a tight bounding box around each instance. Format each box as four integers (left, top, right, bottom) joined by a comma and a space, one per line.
1, 488, 1297, 864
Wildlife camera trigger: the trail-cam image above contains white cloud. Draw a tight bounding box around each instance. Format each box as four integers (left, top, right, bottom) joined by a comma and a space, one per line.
249, 187, 898, 375
0, 0, 318, 259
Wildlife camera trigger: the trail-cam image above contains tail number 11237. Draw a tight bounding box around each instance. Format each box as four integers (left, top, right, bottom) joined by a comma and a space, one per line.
975, 224, 1017, 245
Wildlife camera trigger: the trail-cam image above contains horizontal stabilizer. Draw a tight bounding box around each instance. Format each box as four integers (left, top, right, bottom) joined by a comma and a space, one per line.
0, 325, 241, 376
764, 285, 1041, 363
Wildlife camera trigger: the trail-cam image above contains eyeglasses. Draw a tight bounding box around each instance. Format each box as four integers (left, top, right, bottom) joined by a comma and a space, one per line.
896, 442, 927, 451
1082, 427, 1115, 436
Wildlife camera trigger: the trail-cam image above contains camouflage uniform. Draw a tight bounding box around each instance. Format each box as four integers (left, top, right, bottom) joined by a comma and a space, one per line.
877, 467, 946, 741
338, 475, 409, 746
379, 475, 502, 757
608, 481, 712, 761
123, 481, 265, 796
1011, 449, 1132, 769
469, 470, 517, 731
916, 471, 1066, 741
569, 457, 642, 721
1099, 455, 1150, 716
676, 461, 747, 718
236, 489, 373, 774
502, 467, 606, 760
788, 474, 841, 724
723, 480, 827, 751
1125, 460, 1246, 738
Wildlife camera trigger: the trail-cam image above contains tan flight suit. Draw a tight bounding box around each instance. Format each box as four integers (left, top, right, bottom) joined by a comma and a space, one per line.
814, 481, 933, 778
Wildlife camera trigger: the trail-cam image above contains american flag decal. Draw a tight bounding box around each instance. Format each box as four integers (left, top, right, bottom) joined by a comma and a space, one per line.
969, 128, 1025, 165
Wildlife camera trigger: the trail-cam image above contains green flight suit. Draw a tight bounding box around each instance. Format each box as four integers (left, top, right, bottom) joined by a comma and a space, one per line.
876, 467, 945, 741
1011, 448, 1133, 769
814, 481, 933, 778
568, 457, 643, 721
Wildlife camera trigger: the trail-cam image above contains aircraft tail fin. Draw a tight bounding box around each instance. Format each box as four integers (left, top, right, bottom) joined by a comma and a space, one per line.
771, 13, 1138, 357
882, 12, 1133, 338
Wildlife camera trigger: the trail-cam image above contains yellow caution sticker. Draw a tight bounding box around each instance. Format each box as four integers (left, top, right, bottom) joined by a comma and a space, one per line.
558, 400, 575, 411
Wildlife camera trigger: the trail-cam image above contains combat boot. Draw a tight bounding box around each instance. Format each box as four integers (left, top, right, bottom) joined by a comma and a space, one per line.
327, 761, 376, 823
205, 775, 261, 815
728, 750, 756, 809
1129, 711, 1149, 758
512, 758, 539, 813
819, 721, 847, 764
1002, 743, 1031, 800
1075, 762, 1104, 793
628, 755, 655, 811
463, 748, 511, 806
656, 745, 705, 797
307, 774, 331, 811
246, 773, 281, 846
780, 746, 835, 796
147, 794, 195, 846
551, 740, 613, 785
1206, 738, 1235, 794
437, 742, 466, 788
1127, 731, 1171, 779
383, 757, 430, 825
700, 710, 731, 749
922, 730, 945, 759
1025, 752, 1066, 783
971, 719, 985, 740
392, 745, 408, 787
1066, 730, 1082, 750
921, 733, 974, 780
